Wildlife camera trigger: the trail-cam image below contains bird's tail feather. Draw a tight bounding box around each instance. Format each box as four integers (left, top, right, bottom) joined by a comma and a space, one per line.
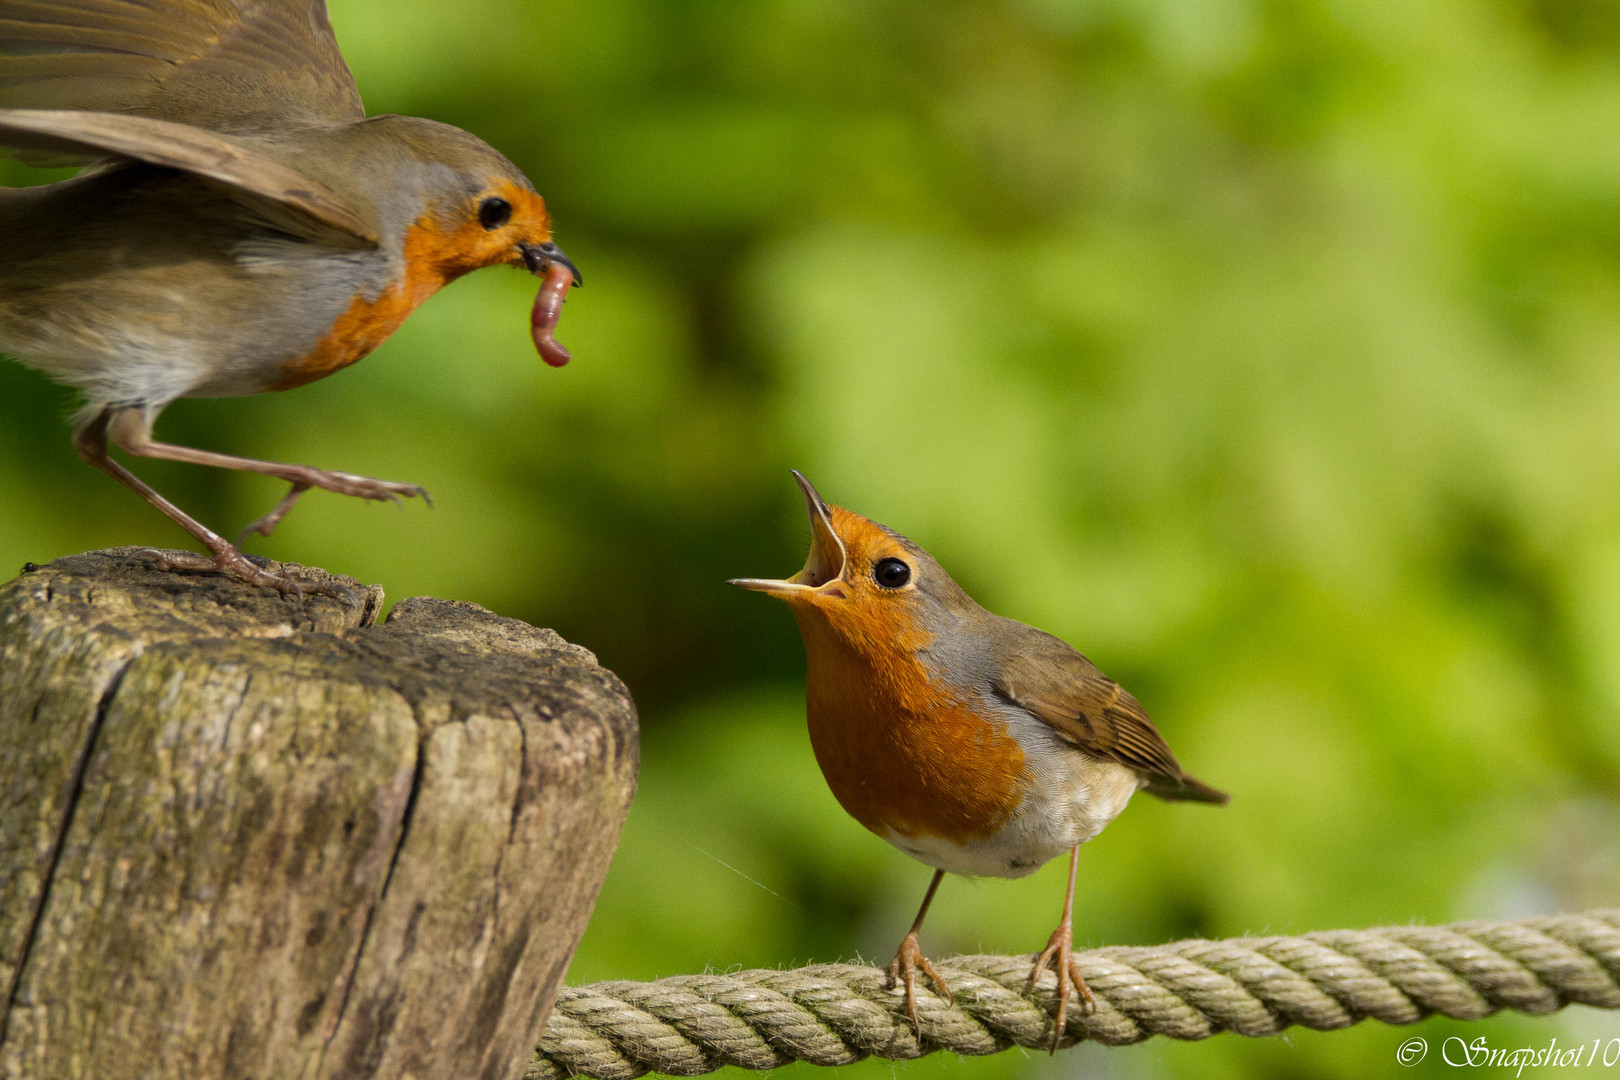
1145, 773, 1231, 804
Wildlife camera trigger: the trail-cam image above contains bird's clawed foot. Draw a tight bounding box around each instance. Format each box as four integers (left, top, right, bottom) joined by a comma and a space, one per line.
139, 545, 358, 604
1027, 920, 1095, 1052
237, 472, 430, 545
237, 482, 312, 544
885, 930, 952, 1040
294, 468, 430, 507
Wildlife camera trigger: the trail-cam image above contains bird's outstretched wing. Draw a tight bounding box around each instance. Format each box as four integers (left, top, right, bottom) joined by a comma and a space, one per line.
990, 625, 1230, 804
0, 0, 364, 129
0, 108, 376, 244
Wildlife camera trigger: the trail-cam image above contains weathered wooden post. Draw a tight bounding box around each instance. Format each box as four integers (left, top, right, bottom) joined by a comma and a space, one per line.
0, 549, 638, 1080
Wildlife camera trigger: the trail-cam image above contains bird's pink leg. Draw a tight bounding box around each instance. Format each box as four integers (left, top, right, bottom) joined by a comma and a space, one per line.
885, 868, 952, 1040
72, 409, 354, 601
237, 483, 312, 545
101, 407, 429, 541
1028, 844, 1096, 1052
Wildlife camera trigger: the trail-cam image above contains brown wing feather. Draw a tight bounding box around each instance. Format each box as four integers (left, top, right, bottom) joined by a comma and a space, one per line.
0, 108, 375, 244
991, 626, 1229, 804
0, 0, 363, 129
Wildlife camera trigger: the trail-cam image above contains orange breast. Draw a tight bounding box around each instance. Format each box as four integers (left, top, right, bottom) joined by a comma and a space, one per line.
270, 290, 413, 391
271, 219, 469, 391
798, 611, 1028, 845
271, 182, 549, 392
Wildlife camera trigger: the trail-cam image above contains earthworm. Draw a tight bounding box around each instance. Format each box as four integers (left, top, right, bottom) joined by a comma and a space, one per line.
531, 260, 574, 367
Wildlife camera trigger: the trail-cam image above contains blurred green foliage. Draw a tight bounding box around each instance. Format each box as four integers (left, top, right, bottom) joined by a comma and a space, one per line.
3, 0, 1618, 1076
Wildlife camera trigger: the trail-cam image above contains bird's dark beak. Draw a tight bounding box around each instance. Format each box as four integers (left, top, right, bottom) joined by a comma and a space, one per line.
728, 470, 848, 597
520, 241, 582, 287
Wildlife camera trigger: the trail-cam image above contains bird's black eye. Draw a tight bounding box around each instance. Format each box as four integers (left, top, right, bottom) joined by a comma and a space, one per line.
873, 557, 912, 589
478, 196, 512, 230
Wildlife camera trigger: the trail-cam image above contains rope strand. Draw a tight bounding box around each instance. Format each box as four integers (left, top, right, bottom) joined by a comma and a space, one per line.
527, 909, 1620, 1080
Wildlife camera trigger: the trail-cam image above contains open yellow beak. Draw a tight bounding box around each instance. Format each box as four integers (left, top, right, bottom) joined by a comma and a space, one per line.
727, 470, 846, 597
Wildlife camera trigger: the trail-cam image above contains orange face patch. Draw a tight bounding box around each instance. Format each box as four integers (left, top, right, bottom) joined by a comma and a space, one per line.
273, 181, 552, 391
408, 181, 553, 280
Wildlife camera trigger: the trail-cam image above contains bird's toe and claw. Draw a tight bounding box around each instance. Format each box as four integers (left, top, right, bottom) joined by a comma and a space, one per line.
1027, 922, 1096, 1053
228, 469, 429, 589
139, 546, 359, 604
237, 483, 313, 545
239, 471, 431, 544
300, 469, 431, 507
885, 931, 952, 1040
157, 461, 426, 597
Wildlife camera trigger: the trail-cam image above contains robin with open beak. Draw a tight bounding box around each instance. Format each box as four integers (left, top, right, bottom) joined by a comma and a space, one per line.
731, 472, 1229, 1049
0, 0, 582, 596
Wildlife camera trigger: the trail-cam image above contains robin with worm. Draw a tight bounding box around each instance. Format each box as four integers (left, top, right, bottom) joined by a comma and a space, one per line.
0, 0, 581, 596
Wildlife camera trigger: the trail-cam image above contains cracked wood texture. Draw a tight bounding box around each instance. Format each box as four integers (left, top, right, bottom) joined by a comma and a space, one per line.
0, 549, 639, 1080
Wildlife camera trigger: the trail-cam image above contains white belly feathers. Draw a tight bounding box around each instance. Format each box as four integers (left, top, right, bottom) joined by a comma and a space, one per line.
882, 698, 1143, 879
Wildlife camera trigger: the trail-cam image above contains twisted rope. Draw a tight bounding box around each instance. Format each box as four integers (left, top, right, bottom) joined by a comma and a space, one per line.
527, 909, 1620, 1079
